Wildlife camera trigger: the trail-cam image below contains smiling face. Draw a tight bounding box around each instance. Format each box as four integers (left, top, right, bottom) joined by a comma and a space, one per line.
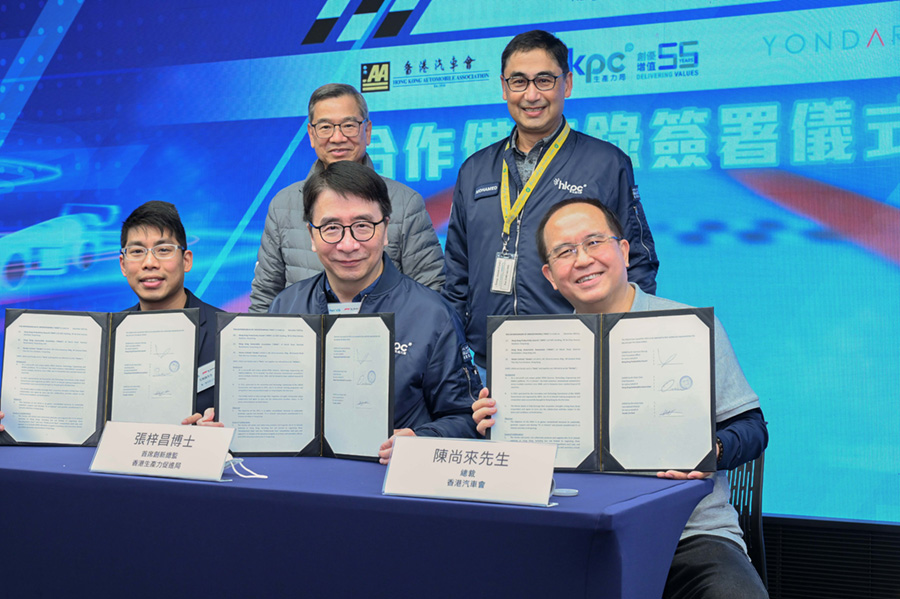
502, 48, 573, 152
119, 226, 192, 311
540, 203, 634, 314
309, 189, 388, 302
308, 94, 372, 166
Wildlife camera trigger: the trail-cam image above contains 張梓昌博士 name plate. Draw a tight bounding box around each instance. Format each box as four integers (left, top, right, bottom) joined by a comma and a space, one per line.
90, 421, 234, 482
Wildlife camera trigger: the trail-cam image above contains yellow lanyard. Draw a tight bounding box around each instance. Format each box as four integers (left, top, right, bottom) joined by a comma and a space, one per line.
500, 122, 571, 236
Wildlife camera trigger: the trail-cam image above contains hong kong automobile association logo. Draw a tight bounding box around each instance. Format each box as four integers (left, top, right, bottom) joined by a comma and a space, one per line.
361, 62, 390, 92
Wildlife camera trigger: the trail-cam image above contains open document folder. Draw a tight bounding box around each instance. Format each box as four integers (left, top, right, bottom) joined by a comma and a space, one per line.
487, 309, 716, 473
215, 312, 394, 461
1, 308, 199, 446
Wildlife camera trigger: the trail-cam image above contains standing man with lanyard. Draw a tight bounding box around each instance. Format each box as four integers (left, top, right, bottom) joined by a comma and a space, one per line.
443, 30, 658, 374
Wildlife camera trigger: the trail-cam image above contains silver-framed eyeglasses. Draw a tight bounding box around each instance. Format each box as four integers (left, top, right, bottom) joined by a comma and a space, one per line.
548, 234, 621, 264
309, 218, 385, 244
120, 244, 185, 261
311, 119, 367, 139
504, 73, 562, 92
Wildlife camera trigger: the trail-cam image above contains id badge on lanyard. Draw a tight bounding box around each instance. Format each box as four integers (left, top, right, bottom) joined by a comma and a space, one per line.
492, 124, 570, 296
491, 251, 517, 295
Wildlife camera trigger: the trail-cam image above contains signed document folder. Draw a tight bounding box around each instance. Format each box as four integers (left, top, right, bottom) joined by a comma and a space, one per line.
1, 309, 199, 446
486, 309, 716, 473
215, 313, 394, 461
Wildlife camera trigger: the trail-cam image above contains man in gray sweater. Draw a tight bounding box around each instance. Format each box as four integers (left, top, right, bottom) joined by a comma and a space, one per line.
249, 83, 444, 312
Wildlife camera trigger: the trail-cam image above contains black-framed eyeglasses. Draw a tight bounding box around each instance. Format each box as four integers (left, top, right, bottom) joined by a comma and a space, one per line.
548, 234, 621, 264
120, 244, 186, 261
311, 119, 367, 139
309, 218, 386, 244
503, 74, 563, 92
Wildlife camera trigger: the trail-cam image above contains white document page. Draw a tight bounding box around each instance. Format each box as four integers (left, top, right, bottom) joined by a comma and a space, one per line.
1, 312, 102, 444
324, 316, 390, 458
608, 313, 712, 470
111, 312, 196, 424
217, 316, 317, 454
489, 318, 595, 469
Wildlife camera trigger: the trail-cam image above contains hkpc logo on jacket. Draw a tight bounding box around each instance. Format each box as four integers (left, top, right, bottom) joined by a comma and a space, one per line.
553, 178, 586, 194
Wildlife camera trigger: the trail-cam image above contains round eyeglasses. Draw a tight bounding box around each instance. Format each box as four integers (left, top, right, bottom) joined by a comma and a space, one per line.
311, 119, 367, 139
309, 218, 385, 244
503, 74, 563, 92
120, 244, 185, 261
548, 234, 621, 264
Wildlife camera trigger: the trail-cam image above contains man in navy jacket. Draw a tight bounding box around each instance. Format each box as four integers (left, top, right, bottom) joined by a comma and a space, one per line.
443, 30, 659, 370
269, 161, 480, 463
1, 202, 221, 432
119, 201, 221, 424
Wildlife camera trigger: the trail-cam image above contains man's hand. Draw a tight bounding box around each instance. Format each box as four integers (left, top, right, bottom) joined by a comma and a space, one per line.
182, 407, 224, 427
656, 470, 714, 480
472, 387, 496, 436
0, 410, 4, 433
656, 439, 719, 479
378, 428, 416, 465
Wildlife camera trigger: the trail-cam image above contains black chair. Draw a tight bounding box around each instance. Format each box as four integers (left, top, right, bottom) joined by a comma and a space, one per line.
727, 452, 767, 589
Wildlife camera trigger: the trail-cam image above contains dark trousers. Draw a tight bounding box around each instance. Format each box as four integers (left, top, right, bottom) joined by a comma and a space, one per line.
663, 534, 769, 599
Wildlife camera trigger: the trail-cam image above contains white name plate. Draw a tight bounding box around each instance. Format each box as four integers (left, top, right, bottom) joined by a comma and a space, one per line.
383, 437, 557, 507
90, 421, 235, 482
197, 360, 216, 393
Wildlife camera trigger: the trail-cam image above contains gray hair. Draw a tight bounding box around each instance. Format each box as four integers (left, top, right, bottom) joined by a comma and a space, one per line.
308, 83, 369, 122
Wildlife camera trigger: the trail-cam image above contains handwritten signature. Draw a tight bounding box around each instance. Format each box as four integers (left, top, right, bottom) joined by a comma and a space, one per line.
657, 349, 682, 367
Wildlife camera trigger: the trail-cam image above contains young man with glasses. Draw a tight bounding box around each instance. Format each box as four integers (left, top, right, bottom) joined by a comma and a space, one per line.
250, 83, 444, 313
443, 30, 659, 377
119, 200, 222, 425
473, 197, 768, 599
269, 160, 479, 463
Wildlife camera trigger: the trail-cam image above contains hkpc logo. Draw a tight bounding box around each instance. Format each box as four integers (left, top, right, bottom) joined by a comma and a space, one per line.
394, 341, 413, 356
569, 44, 633, 83
553, 178, 585, 194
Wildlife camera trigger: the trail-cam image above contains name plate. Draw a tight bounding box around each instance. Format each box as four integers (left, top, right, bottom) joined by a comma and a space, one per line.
383, 437, 557, 507
90, 421, 235, 482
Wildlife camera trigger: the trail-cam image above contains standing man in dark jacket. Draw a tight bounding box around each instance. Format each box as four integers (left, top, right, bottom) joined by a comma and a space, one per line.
250, 83, 445, 313
119, 201, 221, 425
443, 30, 659, 371
269, 161, 480, 463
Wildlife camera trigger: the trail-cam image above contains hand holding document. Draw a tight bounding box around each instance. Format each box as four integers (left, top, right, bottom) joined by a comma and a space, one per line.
215, 313, 394, 460
486, 309, 716, 473
323, 315, 393, 459
1, 309, 199, 446
605, 311, 715, 472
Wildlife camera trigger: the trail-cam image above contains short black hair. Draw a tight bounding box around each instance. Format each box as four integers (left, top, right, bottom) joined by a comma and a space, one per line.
121, 201, 187, 248
501, 30, 569, 75
303, 160, 392, 223
535, 198, 624, 262
308, 83, 369, 122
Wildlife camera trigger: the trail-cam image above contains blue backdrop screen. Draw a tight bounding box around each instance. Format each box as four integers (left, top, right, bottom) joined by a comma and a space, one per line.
1, 0, 898, 523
